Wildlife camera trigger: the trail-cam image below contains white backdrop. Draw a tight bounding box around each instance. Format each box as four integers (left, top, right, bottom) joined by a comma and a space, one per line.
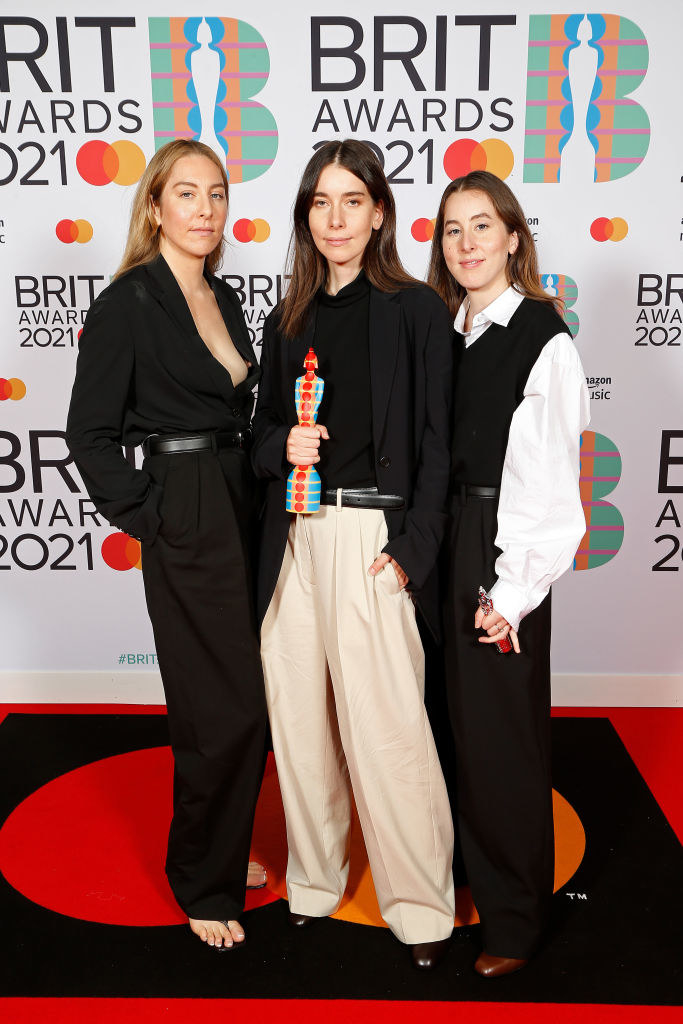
0, 1, 681, 704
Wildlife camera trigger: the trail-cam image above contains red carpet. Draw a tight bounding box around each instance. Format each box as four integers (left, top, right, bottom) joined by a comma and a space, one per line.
2, 997, 682, 1023
0, 704, 680, 1022
552, 707, 683, 842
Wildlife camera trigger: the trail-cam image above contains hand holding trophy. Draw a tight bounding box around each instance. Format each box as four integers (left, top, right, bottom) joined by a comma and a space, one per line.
286, 347, 325, 514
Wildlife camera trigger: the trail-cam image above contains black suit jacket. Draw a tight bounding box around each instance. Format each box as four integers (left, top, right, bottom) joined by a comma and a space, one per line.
66, 253, 259, 543
251, 282, 453, 638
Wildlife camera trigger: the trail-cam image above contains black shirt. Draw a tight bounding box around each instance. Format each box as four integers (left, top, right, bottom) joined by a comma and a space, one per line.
313, 271, 375, 489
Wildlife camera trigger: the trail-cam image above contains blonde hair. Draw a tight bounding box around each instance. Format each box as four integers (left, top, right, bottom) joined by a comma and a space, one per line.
115, 140, 229, 279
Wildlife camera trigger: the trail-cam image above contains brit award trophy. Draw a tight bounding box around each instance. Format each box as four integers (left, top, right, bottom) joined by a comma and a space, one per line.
286, 347, 325, 514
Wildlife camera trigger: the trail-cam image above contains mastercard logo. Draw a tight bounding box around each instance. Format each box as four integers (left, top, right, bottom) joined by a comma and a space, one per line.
101, 532, 142, 571
0, 378, 26, 401
233, 218, 270, 243
77, 140, 146, 187
56, 219, 93, 244
411, 218, 436, 243
443, 138, 514, 182
590, 217, 628, 243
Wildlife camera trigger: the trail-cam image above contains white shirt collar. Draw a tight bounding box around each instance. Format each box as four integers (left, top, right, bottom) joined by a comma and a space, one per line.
454, 286, 525, 336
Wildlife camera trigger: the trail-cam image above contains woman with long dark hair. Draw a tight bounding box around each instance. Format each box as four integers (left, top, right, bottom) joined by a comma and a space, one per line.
67, 140, 267, 951
252, 139, 455, 969
428, 170, 590, 976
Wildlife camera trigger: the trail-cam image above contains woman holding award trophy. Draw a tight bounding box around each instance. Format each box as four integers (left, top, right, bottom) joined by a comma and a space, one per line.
428, 171, 589, 977
252, 139, 456, 970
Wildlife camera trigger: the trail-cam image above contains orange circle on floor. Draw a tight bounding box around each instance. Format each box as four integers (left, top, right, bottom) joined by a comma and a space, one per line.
249, 766, 585, 929
0, 751, 584, 929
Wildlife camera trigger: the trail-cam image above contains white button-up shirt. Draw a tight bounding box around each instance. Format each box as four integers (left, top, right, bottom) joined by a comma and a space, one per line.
454, 287, 591, 632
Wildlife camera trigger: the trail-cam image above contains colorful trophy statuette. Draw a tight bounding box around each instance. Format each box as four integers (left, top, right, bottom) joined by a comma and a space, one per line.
286, 347, 325, 514
477, 586, 512, 654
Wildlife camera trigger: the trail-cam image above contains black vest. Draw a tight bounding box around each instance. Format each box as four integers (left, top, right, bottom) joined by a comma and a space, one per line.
451, 297, 570, 488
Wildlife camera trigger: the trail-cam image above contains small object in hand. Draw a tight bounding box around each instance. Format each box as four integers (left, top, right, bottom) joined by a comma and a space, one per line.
286, 347, 325, 514
478, 586, 512, 654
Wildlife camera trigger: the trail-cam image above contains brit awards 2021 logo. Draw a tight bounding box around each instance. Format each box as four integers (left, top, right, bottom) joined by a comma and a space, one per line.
541, 273, 579, 336
524, 13, 649, 183
148, 16, 278, 183
574, 430, 623, 571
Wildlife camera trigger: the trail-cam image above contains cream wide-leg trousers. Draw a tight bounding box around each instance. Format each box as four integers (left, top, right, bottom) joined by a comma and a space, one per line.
261, 500, 455, 945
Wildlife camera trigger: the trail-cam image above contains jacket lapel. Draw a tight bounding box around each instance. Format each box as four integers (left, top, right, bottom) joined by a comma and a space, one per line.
143, 254, 256, 403
210, 280, 254, 365
209, 281, 263, 398
369, 288, 400, 449
142, 254, 198, 344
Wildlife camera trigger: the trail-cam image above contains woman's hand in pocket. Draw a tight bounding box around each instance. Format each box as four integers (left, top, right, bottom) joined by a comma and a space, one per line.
367, 552, 409, 589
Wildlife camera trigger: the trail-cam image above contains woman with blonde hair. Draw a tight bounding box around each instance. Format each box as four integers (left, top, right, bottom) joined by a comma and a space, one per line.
67, 140, 267, 951
428, 170, 589, 976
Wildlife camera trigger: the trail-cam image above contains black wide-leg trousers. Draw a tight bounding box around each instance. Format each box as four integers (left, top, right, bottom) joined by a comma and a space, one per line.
141, 447, 267, 922
443, 493, 554, 959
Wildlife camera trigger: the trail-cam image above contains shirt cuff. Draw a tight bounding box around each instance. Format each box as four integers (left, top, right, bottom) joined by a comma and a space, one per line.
487, 578, 535, 633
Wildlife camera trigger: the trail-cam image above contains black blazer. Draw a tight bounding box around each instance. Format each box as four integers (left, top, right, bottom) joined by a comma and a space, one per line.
66, 254, 259, 543
251, 282, 453, 638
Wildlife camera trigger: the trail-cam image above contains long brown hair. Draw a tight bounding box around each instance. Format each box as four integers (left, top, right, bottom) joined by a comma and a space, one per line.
279, 139, 417, 338
427, 170, 562, 319
115, 140, 229, 279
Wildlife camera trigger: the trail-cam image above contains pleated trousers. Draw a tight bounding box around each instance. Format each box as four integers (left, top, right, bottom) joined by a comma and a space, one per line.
443, 493, 554, 959
260, 501, 455, 945
141, 448, 267, 922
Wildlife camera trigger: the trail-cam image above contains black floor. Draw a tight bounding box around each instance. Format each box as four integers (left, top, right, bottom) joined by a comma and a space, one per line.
0, 713, 681, 1004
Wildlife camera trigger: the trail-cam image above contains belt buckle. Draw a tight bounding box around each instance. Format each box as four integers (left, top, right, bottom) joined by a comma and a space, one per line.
209, 431, 218, 455
142, 433, 159, 457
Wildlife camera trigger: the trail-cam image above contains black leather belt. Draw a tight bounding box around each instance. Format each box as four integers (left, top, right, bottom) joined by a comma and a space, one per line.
142, 429, 252, 458
321, 486, 405, 510
455, 484, 500, 501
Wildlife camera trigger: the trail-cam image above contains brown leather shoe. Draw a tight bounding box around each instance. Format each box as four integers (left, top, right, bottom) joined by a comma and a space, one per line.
288, 910, 316, 928
411, 936, 451, 970
475, 951, 528, 977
